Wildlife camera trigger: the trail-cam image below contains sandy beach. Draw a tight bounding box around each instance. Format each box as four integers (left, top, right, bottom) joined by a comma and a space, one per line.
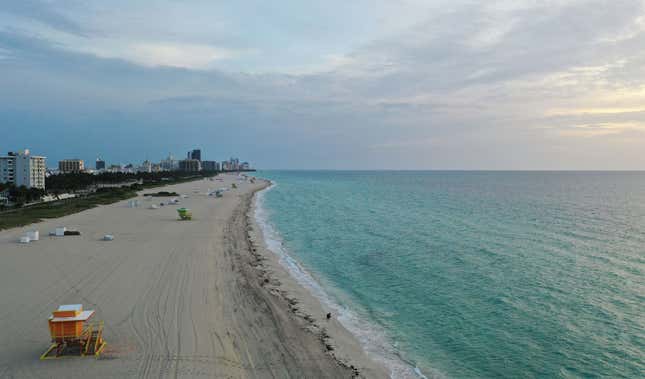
0, 174, 387, 378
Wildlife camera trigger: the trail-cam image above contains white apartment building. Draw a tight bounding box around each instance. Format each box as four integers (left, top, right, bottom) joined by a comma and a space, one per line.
0, 150, 46, 189
138, 160, 152, 173
160, 154, 178, 171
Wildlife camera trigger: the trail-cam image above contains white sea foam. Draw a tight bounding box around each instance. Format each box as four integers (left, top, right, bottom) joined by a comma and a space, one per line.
254, 181, 438, 379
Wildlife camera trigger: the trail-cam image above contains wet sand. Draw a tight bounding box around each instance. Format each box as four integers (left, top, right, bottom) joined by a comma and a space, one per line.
0, 174, 388, 378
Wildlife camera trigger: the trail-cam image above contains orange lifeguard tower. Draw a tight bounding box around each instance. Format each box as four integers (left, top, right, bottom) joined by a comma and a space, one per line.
41, 304, 106, 359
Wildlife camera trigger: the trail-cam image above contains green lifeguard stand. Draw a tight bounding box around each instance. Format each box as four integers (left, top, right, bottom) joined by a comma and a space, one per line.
177, 208, 192, 220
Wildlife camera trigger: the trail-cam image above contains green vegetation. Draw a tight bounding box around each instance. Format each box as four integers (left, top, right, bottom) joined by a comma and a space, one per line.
45, 171, 218, 193
0, 183, 45, 207
0, 172, 217, 231
0, 187, 137, 230
143, 191, 179, 197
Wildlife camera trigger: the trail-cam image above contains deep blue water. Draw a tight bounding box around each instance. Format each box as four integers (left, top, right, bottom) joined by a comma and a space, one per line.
255, 171, 645, 378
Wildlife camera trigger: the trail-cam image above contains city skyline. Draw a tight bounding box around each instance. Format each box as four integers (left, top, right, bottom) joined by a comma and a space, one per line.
1, 1, 645, 169
0, 148, 245, 171
1, 146, 251, 173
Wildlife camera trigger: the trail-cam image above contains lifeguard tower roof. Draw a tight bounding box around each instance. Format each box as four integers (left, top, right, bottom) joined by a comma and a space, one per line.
49, 311, 95, 322
50, 304, 94, 321
58, 304, 82, 312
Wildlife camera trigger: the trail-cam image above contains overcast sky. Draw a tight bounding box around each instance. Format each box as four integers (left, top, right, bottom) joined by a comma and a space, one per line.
1, 0, 645, 169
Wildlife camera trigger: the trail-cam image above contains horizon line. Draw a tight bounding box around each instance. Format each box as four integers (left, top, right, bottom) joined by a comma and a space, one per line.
253, 169, 645, 172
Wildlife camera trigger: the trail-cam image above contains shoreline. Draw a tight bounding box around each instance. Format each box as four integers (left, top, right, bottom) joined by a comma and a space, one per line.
246, 179, 391, 379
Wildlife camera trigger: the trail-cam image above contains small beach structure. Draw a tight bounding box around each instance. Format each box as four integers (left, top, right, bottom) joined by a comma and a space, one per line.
50, 227, 80, 237
177, 208, 192, 220
28, 230, 39, 241
18, 230, 39, 243
41, 304, 106, 359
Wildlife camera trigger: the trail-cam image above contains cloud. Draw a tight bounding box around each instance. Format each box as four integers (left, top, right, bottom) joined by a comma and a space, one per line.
87, 42, 241, 70
369, 139, 437, 150
557, 122, 645, 137
546, 107, 645, 117
1, 0, 88, 36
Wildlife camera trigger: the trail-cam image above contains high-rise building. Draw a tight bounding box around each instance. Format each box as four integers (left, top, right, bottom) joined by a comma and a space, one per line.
123, 163, 134, 173
59, 159, 85, 173
229, 157, 240, 171
0, 154, 15, 185
0, 149, 46, 189
202, 161, 218, 171
179, 159, 201, 172
96, 158, 106, 170
138, 160, 152, 173
161, 154, 178, 171
190, 149, 202, 161
107, 164, 122, 173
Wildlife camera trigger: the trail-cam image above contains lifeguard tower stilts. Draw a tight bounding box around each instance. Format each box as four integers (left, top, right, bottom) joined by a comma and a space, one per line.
41, 304, 106, 359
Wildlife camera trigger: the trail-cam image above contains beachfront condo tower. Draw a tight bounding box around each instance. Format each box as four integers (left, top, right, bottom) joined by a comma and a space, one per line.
0, 150, 46, 189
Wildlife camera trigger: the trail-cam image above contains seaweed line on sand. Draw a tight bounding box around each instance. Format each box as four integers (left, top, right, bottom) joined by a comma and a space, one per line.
242, 181, 363, 378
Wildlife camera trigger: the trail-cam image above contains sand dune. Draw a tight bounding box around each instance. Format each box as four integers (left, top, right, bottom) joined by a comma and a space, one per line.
0, 175, 385, 378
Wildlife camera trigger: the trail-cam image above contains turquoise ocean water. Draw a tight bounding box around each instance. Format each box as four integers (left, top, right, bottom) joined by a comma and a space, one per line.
254, 171, 645, 378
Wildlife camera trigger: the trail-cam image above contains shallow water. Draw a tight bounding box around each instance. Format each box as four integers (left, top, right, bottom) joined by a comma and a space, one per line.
256, 171, 645, 378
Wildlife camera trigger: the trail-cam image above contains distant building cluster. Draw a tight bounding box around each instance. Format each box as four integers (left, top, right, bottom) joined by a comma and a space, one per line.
0, 147, 253, 193
54, 149, 251, 175
152, 149, 251, 174
221, 158, 250, 171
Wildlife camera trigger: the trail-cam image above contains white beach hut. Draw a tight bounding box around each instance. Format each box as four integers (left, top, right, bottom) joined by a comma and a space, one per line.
27, 230, 39, 241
